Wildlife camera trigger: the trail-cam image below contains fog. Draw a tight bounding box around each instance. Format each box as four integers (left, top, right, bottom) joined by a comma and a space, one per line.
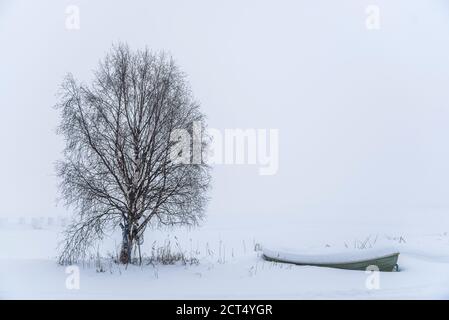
1, 0, 449, 226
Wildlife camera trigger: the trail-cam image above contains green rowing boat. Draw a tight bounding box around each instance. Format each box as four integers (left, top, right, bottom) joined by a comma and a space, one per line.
262, 248, 400, 272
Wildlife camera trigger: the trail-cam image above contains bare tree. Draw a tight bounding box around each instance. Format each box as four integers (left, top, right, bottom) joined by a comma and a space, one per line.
56, 43, 210, 265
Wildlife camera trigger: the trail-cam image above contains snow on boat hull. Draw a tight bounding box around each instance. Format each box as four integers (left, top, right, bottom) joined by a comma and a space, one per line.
262, 249, 400, 272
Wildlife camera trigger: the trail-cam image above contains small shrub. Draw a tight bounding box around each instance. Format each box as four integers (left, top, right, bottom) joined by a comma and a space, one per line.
148, 238, 199, 266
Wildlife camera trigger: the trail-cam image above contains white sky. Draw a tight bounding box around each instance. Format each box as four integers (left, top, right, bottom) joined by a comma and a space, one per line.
1, 0, 449, 225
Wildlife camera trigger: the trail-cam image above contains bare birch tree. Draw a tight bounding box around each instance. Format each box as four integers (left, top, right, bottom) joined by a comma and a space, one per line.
56, 43, 210, 264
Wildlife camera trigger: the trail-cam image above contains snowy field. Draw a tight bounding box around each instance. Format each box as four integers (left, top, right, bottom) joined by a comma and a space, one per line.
2, 0, 449, 301
1, 211, 449, 299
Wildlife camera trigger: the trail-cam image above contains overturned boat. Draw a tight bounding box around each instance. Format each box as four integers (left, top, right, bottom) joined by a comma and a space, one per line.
262, 247, 400, 272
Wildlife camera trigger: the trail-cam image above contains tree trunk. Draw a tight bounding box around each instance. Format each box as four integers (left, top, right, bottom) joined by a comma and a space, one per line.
119, 222, 133, 264
119, 238, 133, 264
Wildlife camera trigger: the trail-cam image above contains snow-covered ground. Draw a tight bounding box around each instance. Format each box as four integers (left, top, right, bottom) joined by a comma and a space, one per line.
1, 211, 449, 299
